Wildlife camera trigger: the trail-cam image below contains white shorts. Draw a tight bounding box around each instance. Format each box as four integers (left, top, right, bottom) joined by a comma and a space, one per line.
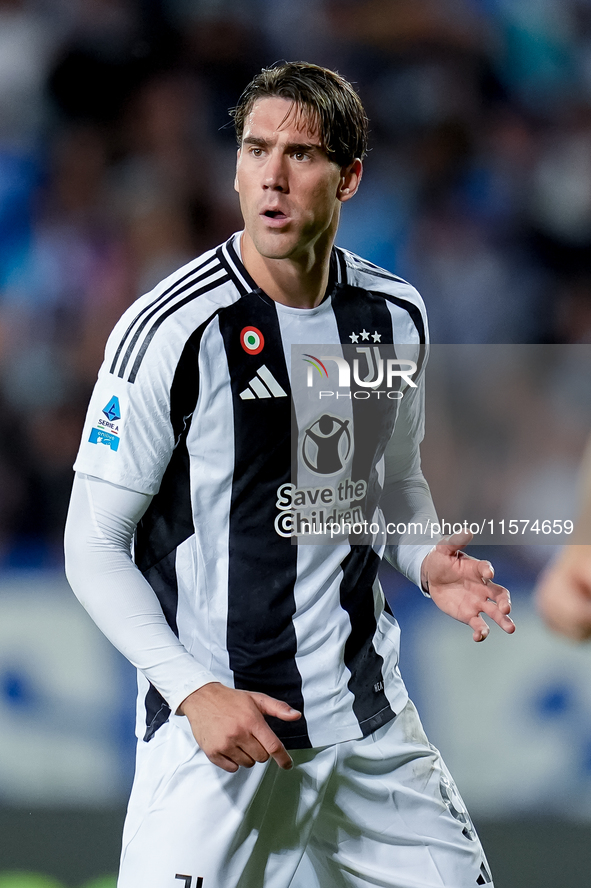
118, 700, 493, 888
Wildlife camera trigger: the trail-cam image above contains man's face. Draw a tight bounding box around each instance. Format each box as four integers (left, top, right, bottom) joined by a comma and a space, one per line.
235, 96, 358, 261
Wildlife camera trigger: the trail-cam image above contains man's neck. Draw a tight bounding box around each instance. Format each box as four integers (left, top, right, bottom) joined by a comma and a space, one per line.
240, 231, 335, 309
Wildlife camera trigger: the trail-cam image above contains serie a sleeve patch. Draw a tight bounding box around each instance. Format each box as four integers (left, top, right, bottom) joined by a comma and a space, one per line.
88, 395, 123, 452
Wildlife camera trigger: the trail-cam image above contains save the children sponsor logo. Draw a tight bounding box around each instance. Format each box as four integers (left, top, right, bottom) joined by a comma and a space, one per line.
88, 395, 122, 452
301, 413, 352, 474
274, 477, 368, 538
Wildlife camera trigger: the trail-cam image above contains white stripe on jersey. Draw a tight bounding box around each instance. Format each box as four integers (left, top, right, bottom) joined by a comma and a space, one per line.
219, 238, 257, 293
184, 316, 236, 688
294, 544, 362, 746
275, 299, 361, 745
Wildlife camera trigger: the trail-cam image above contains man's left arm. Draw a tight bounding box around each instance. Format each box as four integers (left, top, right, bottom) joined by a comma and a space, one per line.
381, 377, 515, 642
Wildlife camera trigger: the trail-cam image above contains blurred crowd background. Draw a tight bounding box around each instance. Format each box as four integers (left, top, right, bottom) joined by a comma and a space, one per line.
2, 0, 591, 564
3, 1, 591, 885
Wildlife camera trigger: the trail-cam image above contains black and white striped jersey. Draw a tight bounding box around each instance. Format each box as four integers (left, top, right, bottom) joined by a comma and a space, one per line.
74, 232, 429, 749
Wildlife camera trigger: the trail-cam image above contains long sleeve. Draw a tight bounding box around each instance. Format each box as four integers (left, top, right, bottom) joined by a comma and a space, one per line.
380, 367, 439, 590
64, 472, 218, 716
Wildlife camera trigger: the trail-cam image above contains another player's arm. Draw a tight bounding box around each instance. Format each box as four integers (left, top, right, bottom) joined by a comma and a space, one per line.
64, 472, 300, 771
535, 437, 591, 641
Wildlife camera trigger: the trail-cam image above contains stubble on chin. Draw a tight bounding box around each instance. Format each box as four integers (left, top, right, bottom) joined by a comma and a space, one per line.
249, 228, 297, 261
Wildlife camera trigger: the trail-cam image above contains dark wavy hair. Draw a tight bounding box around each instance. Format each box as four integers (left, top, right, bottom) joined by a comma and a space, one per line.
230, 61, 368, 168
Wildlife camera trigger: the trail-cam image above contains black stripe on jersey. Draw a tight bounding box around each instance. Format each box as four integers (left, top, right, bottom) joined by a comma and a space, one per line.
332, 283, 396, 346
339, 546, 395, 733
332, 287, 402, 538
143, 686, 172, 741
135, 321, 209, 741
218, 292, 311, 749
334, 247, 349, 285
220, 236, 259, 294
140, 551, 180, 741
381, 292, 426, 347
109, 253, 218, 376
374, 289, 428, 379
125, 272, 230, 384
331, 288, 399, 727
348, 252, 408, 284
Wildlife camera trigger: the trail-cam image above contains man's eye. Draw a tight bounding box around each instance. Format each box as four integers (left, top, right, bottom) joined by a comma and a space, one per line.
293, 152, 309, 161
250, 147, 263, 157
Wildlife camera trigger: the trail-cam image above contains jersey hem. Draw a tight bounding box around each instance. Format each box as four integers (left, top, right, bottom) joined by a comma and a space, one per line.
287, 688, 410, 750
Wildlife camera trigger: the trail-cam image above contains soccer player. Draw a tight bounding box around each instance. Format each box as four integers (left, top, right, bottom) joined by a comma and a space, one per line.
65, 62, 515, 888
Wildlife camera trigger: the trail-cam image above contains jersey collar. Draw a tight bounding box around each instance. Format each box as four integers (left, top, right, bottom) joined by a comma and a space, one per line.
217, 231, 347, 304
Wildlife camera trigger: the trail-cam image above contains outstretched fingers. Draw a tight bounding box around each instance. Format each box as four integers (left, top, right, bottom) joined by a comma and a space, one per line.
467, 588, 514, 642
425, 537, 516, 641
475, 564, 515, 626
461, 575, 514, 640
481, 589, 516, 634
469, 614, 490, 643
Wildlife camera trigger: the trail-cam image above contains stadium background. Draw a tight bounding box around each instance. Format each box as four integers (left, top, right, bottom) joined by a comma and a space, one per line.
2, 0, 591, 885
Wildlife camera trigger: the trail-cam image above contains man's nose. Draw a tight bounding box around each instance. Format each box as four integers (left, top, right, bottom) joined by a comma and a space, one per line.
263, 152, 288, 191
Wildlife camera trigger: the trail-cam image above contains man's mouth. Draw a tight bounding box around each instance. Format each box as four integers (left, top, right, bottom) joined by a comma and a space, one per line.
260, 208, 290, 228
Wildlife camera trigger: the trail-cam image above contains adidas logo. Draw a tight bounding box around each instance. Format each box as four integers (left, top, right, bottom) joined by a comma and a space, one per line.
240, 365, 287, 400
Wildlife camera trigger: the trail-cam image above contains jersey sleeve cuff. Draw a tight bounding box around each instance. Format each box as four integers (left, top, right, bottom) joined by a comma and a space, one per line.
72, 458, 162, 496
394, 542, 438, 595
167, 670, 221, 717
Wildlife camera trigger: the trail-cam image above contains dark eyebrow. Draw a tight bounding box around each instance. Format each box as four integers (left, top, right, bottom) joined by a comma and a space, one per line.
242, 136, 323, 154
286, 141, 323, 154
242, 136, 270, 148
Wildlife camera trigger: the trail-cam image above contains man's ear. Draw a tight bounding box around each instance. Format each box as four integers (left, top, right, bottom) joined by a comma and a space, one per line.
337, 158, 363, 203
234, 148, 241, 193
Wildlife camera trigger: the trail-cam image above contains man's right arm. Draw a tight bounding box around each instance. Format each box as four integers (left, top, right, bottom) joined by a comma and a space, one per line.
64, 472, 300, 770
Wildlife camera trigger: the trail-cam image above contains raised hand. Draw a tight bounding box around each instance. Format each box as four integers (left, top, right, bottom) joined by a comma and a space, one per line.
421, 531, 515, 642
